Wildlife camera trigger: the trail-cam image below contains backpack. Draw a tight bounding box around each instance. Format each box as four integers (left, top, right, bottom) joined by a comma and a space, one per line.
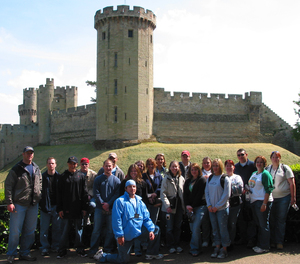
208, 174, 226, 188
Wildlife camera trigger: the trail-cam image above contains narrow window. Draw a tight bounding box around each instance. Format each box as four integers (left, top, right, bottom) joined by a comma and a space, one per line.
106, 114, 107, 121
128, 30, 133, 38
125, 86, 127, 93
146, 116, 148, 122
125, 113, 127, 120
114, 107, 117, 122
145, 61, 147, 67
129, 58, 130, 65
146, 88, 148, 95
114, 52, 117, 67
150, 35, 153, 43
104, 60, 105, 67
102, 32, 106, 40
114, 80, 117, 95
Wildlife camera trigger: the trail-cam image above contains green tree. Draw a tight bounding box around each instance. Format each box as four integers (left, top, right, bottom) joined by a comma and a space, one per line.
293, 94, 300, 140
86, 80, 97, 103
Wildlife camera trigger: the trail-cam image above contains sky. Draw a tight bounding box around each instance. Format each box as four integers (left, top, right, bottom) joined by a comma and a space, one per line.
1, 0, 300, 126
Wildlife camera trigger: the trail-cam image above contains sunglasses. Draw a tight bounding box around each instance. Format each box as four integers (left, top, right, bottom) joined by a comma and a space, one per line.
237, 153, 245, 157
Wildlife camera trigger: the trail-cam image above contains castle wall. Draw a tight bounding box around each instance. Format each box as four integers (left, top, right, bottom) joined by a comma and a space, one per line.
153, 88, 262, 143
50, 104, 96, 145
0, 124, 39, 168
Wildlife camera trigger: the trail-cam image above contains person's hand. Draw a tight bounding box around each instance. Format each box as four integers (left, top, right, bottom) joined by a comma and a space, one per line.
7, 204, 15, 213
102, 202, 110, 212
59, 211, 64, 219
186, 205, 193, 213
208, 206, 213, 213
149, 232, 155, 241
151, 193, 157, 198
117, 237, 124, 246
260, 204, 267, 212
167, 207, 172, 213
291, 196, 296, 206
211, 207, 218, 213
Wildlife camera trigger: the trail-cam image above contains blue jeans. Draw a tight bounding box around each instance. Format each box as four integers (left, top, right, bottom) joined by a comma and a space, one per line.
147, 205, 160, 225
251, 200, 272, 250
40, 206, 62, 251
7, 203, 39, 257
58, 218, 84, 252
209, 208, 230, 247
270, 194, 290, 244
189, 205, 208, 254
201, 209, 211, 244
228, 204, 241, 244
90, 208, 114, 254
102, 226, 161, 264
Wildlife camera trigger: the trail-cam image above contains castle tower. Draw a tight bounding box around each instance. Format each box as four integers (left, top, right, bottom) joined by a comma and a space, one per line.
94, 5, 156, 141
37, 78, 54, 144
18, 88, 37, 125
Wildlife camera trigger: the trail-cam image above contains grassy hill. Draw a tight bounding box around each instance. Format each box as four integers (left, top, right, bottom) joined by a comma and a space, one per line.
1, 142, 300, 188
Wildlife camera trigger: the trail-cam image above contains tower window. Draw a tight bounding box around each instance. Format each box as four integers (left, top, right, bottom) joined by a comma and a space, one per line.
104, 60, 105, 67
150, 35, 153, 43
145, 61, 147, 67
125, 113, 127, 120
125, 86, 127, 93
128, 30, 133, 38
114, 80, 118, 95
114, 107, 117, 122
102, 32, 106, 40
146, 88, 148, 95
114, 52, 118, 67
129, 58, 130, 65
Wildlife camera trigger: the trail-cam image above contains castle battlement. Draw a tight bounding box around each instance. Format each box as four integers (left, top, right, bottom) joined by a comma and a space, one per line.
94, 5, 156, 29
0, 123, 38, 132
154, 88, 262, 104
51, 104, 96, 117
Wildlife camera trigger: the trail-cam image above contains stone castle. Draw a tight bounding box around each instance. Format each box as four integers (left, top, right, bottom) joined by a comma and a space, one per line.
0, 5, 297, 169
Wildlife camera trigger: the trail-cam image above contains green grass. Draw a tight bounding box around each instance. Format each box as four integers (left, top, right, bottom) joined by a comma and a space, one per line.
1, 142, 300, 187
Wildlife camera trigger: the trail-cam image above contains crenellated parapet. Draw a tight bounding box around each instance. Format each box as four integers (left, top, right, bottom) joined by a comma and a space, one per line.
94, 5, 156, 30
51, 104, 96, 118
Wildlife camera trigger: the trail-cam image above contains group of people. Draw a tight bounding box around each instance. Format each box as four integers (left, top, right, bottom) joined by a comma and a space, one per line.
4, 146, 297, 263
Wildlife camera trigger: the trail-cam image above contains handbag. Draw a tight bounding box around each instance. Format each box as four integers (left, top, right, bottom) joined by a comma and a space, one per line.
146, 173, 162, 208
167, 196, 177, 209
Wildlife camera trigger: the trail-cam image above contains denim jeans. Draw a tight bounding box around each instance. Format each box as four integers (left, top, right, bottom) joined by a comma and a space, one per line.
89, 208, 114, 254
270, 194, 290, 244
164, 203, 183, 249
58, 218, 84, 252
189, 205, 208, 254
209, 208, 230, 247
147, 205, 160, 225
103, 226, 161, 264
251, 200, 272, 250
228, 204, 241, 244
40, 205, 62, 251
7, 203, 39, 257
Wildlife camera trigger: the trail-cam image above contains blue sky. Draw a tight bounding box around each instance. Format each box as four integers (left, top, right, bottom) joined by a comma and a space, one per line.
1, 0, 300, 126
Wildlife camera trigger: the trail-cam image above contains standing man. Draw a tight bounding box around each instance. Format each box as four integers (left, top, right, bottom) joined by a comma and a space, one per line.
80, 157, 97, 225
39, 157, 61, 255
234, 148, 257, 247
56, 156, 89, 259
89, 159, 121, 257
98, 153, 125, 181
99, 180, 163, 263
5, 146, 42, 263
179, 150, 191, 179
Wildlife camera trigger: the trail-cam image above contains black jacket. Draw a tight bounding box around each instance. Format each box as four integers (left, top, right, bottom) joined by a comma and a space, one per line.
56, 169, 88, 219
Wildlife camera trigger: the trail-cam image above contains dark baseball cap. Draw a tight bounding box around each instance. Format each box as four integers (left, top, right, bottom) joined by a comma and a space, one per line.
67, 156, 78, 164
23, 146, 34, 153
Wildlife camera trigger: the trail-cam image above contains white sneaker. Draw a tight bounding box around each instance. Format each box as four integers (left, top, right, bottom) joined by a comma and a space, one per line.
93, 249, 103, 260
176, 246, 183, 253
253, 247, 269, 253
145, 254, 164, 260
169, 248, 176, 254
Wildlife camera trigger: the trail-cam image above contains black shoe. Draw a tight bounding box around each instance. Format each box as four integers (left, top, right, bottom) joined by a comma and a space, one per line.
19, 254, 37, 261
77, 249, 87, 258
57, 250, 67, 259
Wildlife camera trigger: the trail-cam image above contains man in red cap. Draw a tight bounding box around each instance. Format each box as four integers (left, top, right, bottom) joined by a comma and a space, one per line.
80, 157, 97, 225
179, 150, 191, 179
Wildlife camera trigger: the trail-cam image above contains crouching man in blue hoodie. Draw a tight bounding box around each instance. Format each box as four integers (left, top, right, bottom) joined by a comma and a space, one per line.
99, 179, 164, 263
